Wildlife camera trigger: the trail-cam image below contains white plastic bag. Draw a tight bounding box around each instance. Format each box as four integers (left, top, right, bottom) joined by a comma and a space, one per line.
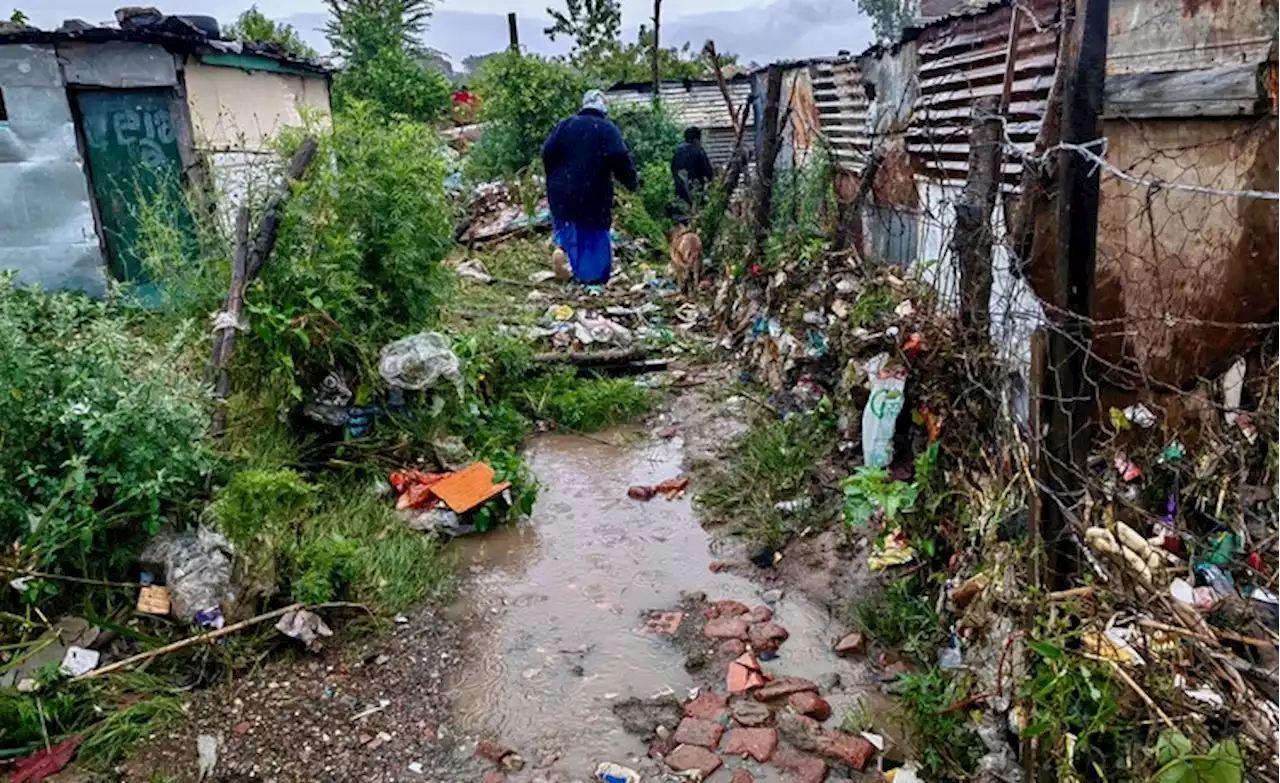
378, 332, 463, 395
862, 353, 908, 468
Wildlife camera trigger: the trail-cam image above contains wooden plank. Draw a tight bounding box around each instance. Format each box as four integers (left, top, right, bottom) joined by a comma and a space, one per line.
1103, 65, 1261, 118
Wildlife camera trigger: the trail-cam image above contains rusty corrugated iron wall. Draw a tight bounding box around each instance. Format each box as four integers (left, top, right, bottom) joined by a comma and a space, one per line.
810, 59, 870, 170
607, 78, 755, 167
909, 0, 1058, 185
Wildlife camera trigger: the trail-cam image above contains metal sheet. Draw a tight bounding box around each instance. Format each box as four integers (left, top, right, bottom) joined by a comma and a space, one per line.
1107, 0, 1274, 76
57, 41, 177, 87
0, 44, 105, 296
811, 58, 871, 171
606, 79, 755, 167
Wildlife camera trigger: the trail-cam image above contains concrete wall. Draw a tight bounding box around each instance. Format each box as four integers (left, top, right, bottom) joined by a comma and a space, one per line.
0, 44, 105, 295
183, 57, 330, 216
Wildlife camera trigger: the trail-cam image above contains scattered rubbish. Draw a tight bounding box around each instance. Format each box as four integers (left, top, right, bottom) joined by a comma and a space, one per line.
140, 526, 235, 624
1081, 627, 1145, 666
1124, 403, 1156, 428
628, 485, 657, 501
195, 607, 225, 630
432, 463, 512, 513
196, 734, 219, 781
595, 762, 641, 783
389, 463, 509, 516
1184, 688, 1225, 708
655, 476, 689, 500
1159, 441, 1185, 464
773, 496, 811, 514
530, 269, 558, 284
136, 584, 171, 615
884, 762, 921, 783
433, 436, 474, 472
1194, 563, 1236, 598
862, 354, 908, 468
1113, 453, 1142, 482
400, 507, 477, 537
352, 698, 392, 721
938, 637, 964, 670
275, 608, 334, 651
868, 528, 916, 571
60, 646, 100, 676
894, 300, 915, 318
642, 610, 685, 636
727, 651, 766, 694
860, 731, 885, 751
378, 332, 463, 395
11, 735, 83, 783
456, 258, 493, 284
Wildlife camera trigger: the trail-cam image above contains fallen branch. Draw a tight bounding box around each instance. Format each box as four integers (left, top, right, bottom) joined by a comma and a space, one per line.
533, 348, 651, 365
1137, 617, 1274, 650
0, 566, 144, 589
75, 601, 370, 680
1090, 655, 1179, 733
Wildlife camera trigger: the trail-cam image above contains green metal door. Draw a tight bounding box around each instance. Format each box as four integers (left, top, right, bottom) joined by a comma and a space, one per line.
76, 89, 192, 286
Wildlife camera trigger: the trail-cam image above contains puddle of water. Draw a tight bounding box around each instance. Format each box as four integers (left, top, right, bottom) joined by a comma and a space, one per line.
444, 433, 881, 779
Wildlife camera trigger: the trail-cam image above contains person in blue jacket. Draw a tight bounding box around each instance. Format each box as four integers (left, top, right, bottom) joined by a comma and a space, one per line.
541, 89, 638, 284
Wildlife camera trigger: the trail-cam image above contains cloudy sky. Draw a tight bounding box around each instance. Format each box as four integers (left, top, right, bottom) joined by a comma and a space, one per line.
20, 0, 772, 29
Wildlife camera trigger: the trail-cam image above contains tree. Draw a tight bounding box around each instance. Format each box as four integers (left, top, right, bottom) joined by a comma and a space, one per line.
544, 0, 622, 69
323, 0, 450, 121
857, 0, 916, 43
226, 6, 319, 60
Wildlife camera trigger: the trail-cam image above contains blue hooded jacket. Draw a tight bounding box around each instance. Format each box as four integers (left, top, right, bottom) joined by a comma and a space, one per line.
541, 108, 638, 230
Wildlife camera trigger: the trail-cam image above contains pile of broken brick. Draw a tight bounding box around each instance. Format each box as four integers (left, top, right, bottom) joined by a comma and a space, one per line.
650, 599, 876, 782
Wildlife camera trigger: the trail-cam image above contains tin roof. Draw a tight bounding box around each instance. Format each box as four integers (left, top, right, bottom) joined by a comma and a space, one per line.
606, 76, 753, 130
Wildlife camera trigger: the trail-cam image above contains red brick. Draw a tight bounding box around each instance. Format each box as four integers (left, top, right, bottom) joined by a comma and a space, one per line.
704, 616, 751, 640
673, 717, 725, 749
649, 733, 678, 759
776, 711, 823, 752
817, 731, 876, 771
666, 744, 722, 777
746, 605, 774, 623
481, 773, 506, 783
788, 691, 832, 721
731, 770, 756, 783
724, 727, 778, 762
684, 691, 729, 721
833, 632, 865, 656
753, 676, 818, 701
643, 610, 685, 636
720, 638, 747, 656
773, 748, 828, 783
475, 739, 513, 764
714, 599, 750, 616
748, 621, 789, 652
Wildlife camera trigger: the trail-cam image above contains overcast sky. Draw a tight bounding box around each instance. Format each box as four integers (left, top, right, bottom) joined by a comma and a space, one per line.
19, 0, 772, 30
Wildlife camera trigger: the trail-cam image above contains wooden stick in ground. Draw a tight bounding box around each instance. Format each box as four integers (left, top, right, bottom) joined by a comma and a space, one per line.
209, 137, 319, 437
751, 64, 783, 263
0, 565, 145, 590
702, 40, 741, 137
1086, 656, 1178, 733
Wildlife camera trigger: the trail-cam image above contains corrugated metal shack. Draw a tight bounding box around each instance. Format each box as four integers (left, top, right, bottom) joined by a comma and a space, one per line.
0, 10, 331, 297
606, 76, 755, 167
798, 0, 1277, 382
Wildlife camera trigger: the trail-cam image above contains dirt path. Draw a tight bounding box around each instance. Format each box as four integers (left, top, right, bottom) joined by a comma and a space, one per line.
123, 370, 898, 782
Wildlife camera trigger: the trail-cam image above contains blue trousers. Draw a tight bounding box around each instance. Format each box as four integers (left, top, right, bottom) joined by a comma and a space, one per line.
553, 218, 613, 284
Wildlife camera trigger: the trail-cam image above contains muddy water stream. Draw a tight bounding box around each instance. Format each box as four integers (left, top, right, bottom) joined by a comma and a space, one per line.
445, 432, 885, 780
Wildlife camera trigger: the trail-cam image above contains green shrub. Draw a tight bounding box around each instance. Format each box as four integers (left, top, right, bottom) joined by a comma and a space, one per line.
611, 102, 681, 170
333, 46, 452, 122
0, 278, 214, 578
517, 371, 652, 432
469, 52, 591, 178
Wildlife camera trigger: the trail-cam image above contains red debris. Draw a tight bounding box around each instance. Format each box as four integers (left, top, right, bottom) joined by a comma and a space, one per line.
665, 744, 722, 777
655, 476, 689, 499
818, 731, 876, 770
708, 560, 731, 573
234, 720, 252, 735
11, 736, 83, 783
730, 699, 772, 727
475, 739, 514, 765
628, 485, 656, 500
772, 748, 827, 783
720, 638, 747, 656
642, 610, 685, 636
748, 621, 789, 651
713, 600, 751, 616
753, 676, 818, 701
731, 770, 756, 783
684, 691, 729, 721
704, 616, 750, 640
724, 727, 778, 762
788, 691, 832, 721
673, 717, 725, 749
834, 632, 866, 656
745, 605, 773, 623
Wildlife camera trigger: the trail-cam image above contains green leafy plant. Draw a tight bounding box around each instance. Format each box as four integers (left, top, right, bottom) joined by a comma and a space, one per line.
325, 0, 450, 120
226, 5, 318, 59
1023, 640, 1131, 779
842, 466, 918, 528
897, 667, 984, 777
468, 51, 591, 178
292, 534, 361, 604
848, 576, 943, 659
1153, 732, 1244, 783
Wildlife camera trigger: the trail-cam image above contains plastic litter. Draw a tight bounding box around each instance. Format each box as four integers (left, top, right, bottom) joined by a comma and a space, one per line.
11, 735, 83, 783
884, 763, 921, 783
140, 526, 235, 624
456, 258, 493, 284
595, 762, 641, 783
1124, 403, 1156, 428
862, 354, 908, 468
60, 646, 99, 676
197, 734, 219, 781
275, 608, 334, 651
378, 332, 463, 396
868, 528, 916, 571
400, 507, 477, 537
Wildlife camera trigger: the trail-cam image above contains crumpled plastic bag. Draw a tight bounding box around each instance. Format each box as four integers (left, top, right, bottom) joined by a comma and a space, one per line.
140, 526, 236, 623
378, 332, 463, 396
275, 608, 333, 651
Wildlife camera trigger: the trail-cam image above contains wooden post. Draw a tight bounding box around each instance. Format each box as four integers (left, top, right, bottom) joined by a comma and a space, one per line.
833, 149, 883, 254
210, 137, 319, 437
650, 0, 662, 101
507, 12, 519, 52
703, 40, 741, 137
953, 96, 1001, 345
1041, 0, 1108, 587
752, 64, 783, 263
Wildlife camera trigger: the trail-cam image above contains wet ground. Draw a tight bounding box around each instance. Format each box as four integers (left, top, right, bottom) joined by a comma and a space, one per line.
121, 380, 902, 782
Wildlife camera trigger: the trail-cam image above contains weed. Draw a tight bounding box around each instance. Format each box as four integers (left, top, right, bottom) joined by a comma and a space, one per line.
896, 667, 984, 777
851, 285, 897, 328
846, 576, 944, 661
517, 371, 652, 432
78, 695, 186, 770
842, 466, 919, 528
699, 413, 834, 548
1152, 731, 1243, 783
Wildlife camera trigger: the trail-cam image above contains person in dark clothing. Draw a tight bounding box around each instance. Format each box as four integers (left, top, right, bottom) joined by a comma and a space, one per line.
671, 126, 715, 207
541, 89, 638, 284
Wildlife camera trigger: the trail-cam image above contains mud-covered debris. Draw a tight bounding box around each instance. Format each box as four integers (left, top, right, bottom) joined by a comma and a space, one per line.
772, 747, 827, 783
747, 621, 789, 651
818, 730, 876, 771
788, 691, 832, 721
672, 717, 724, 748
475, 739, 516, 765
664, 744, 722, 777
683, 691, 728, 721
456, 258, 493, 284
753, 676, 818, 701
274, 608, 333, 652
730, 699, 771, 727
731, 770, 756, 783
704, 616, 750, 640
744, 605, 773, 623
628, 485, 656, 500
642, 610, 685, 636
711, 599, 750, 617
612, 693, 683, 738
595, 762, 641, 783
834, 632, 865, 656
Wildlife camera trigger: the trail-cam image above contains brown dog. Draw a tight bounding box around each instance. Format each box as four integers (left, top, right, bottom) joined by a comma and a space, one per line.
669, 224, 703, 296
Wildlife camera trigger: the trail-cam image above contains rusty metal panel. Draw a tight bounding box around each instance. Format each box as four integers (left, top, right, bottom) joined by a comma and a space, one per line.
1107, 0, 1274, 76
776, 66, 821, 168
0, 44, 106, 296
607, 79, 755, 167
909, 0, 1058, 184
811, 58, 870, 171
56, 41, 177, 87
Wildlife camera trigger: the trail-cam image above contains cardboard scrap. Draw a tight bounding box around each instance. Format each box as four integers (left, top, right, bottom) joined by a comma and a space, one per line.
431, 463, 511, 513
137, 585, 171, 615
